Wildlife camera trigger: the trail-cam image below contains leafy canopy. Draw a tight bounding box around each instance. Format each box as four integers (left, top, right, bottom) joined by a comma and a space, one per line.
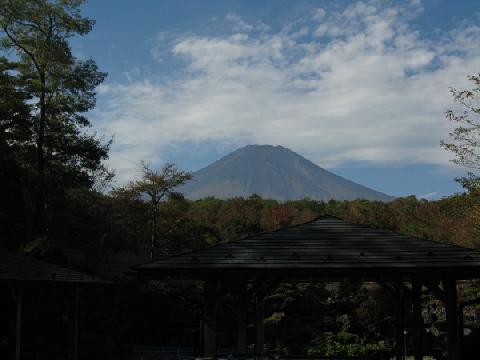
120, 161, 193, 205
441, 74, 480, 191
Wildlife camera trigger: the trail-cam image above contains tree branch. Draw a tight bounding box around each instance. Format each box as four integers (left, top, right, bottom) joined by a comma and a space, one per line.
2, 26, 43, 76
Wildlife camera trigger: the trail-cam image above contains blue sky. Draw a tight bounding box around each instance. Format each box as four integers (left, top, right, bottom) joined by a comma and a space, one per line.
73, 0, 480, 199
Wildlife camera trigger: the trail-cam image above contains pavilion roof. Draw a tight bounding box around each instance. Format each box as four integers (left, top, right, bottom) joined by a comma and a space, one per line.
136, 217, 480, 280
0, 249, 106, 284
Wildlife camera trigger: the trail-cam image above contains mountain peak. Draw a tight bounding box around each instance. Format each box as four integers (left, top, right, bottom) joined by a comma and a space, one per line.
181, 145, 393, 201
235, 144, 288, 153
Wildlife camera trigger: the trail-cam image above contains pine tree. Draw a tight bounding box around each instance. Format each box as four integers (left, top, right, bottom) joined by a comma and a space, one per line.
0, 0, 110, 239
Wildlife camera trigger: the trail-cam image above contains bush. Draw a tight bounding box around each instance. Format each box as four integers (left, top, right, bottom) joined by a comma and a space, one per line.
307, 339, 380, 357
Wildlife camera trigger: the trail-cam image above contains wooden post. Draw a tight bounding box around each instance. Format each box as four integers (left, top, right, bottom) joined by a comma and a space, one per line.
443, 279, 459, 360
69, 286, 81, 360
203, 280, 218, 359
459, 305, 464, 359
412, 280, 423, 360
15, 283, 23, 360
199, 313, 204, 356
237, 283, 248, 360
394, 282, 404, 360
255, 282, 265, 358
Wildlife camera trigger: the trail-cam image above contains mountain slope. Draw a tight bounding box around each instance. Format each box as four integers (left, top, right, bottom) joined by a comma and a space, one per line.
180, 145, 394, 201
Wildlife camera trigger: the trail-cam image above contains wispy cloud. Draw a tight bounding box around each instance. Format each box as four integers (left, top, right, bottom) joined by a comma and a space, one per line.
419, 191, 438, 199
92, 0, 480, 183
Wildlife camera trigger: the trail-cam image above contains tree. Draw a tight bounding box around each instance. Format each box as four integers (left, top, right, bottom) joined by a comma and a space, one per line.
117, 162, 192, 259
0, 57, 32, 246
0, 0, 109, 239
441, 74, 480, 191
0, 57, 31, 148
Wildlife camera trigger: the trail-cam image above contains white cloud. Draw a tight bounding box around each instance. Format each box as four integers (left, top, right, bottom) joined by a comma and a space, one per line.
226, 13, 254, 33
93, 1, 480, 183
419, 191, 438, 200
312, 8, 326, 21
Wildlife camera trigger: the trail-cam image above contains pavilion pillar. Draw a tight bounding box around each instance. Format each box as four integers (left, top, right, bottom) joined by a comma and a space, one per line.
412, 280, 423, 360
15, 283, 23, 360
237, 282, 248, 360
203, 279, 218, 359
443, 279, 460, 360
394, 282, 405, 360
459, 304, 465, 359
255, 282, 265, 358
69, 286, 81, 360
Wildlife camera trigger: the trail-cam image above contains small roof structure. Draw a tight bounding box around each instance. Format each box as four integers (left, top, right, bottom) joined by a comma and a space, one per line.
136, 216, 480, 280
0, 248, 107, 360
0, 248, 106, 284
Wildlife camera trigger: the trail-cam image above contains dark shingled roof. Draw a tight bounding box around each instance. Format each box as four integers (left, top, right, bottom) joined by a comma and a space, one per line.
0, 249, 106, 283
136, 217, 480, 280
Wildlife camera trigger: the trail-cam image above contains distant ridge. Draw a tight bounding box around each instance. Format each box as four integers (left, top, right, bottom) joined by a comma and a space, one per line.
180, 145, 394, 201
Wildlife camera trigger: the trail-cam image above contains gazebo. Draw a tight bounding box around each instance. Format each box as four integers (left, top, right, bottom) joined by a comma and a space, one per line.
135, 217, 480, 360
0, 249, 107, 360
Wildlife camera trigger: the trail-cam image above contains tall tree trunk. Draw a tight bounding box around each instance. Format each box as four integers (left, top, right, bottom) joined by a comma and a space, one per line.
150, 203, 157, 260
33, 75, 46, 239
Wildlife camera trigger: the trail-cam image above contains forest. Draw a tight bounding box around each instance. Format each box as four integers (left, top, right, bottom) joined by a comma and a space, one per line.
1, 0, 480, 359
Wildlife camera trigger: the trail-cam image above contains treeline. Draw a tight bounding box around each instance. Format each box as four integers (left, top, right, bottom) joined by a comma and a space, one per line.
10, 187, 477, 266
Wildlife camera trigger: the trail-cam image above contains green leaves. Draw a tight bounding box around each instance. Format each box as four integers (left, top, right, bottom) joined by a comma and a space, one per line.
307, 339, 380, 357
129, 162, 193, 203
442, 74, 480, 191
0, 0, 109, 181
